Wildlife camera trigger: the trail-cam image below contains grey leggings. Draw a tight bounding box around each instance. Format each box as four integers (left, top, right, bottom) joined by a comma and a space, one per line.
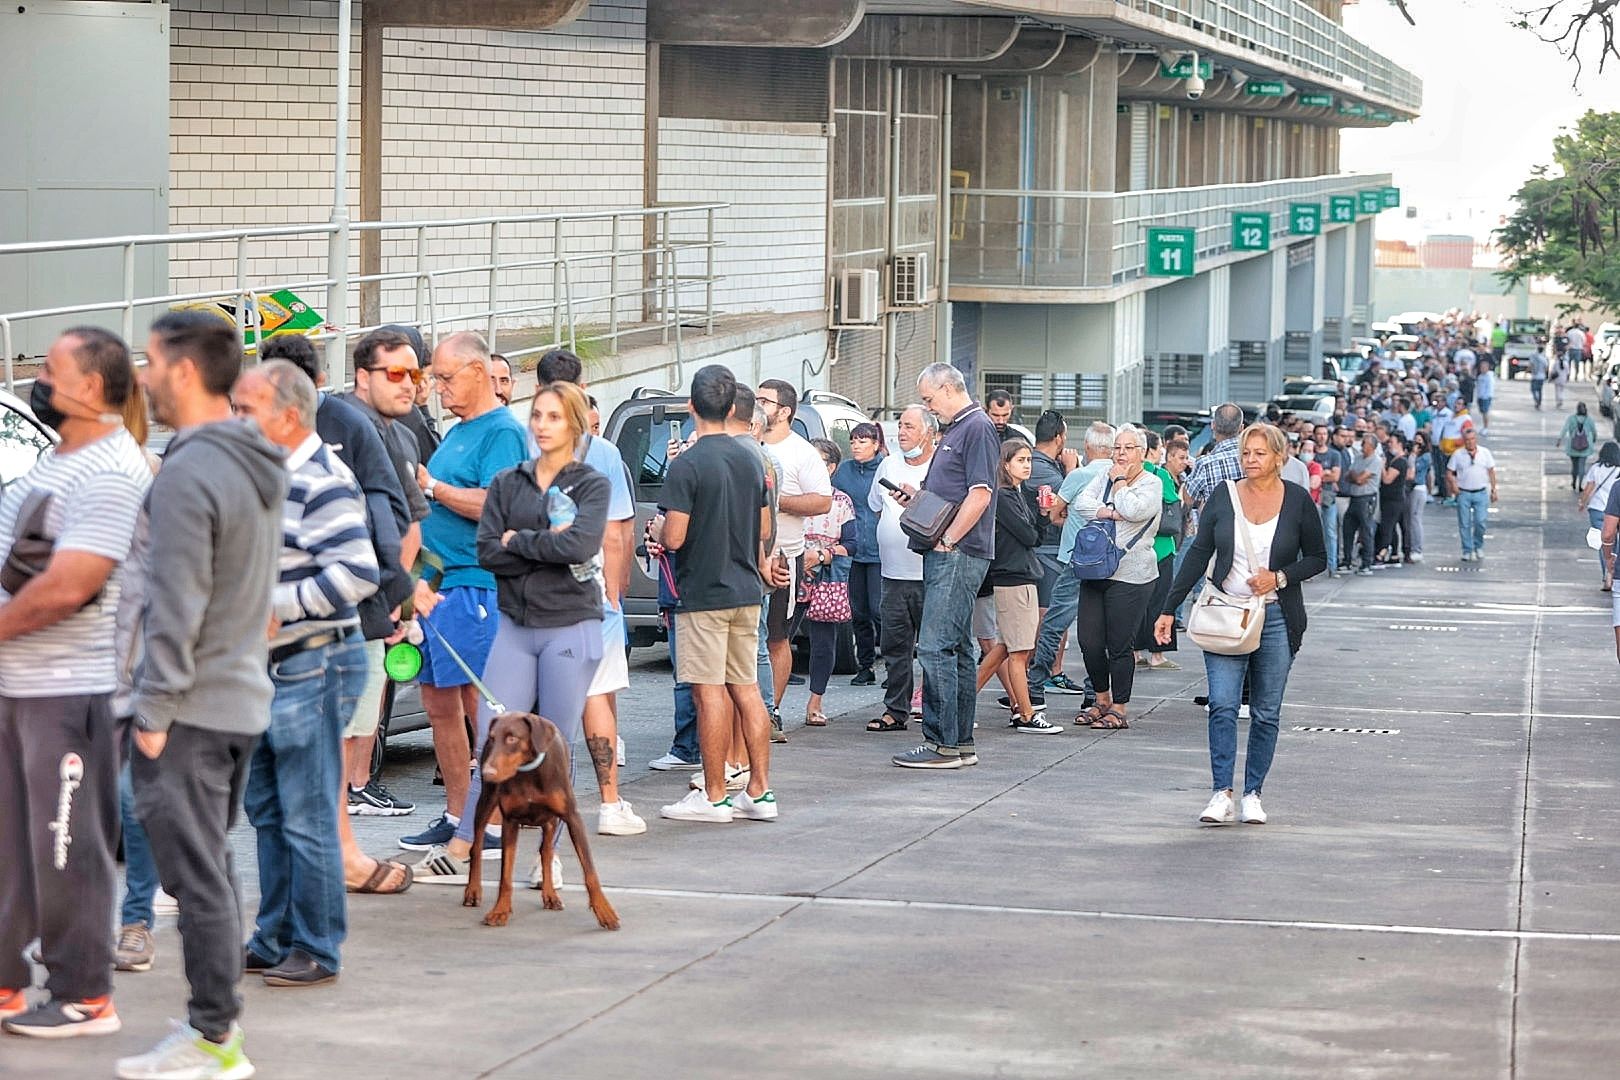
453, 614, 603, 844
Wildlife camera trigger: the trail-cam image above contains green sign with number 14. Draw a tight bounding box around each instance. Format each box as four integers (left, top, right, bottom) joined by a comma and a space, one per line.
1146, 227, 1196, 277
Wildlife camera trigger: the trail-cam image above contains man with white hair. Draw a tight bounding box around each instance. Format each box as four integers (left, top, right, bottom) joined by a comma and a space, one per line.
865, 404, 936, 732
1026, 421, 1115, 706
230, 361, 377, 987
891, 365, 999, 770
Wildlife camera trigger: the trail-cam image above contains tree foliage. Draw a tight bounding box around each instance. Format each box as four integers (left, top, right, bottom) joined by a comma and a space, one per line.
1496, 110, 1620, 312
1514, 0, 1620, 83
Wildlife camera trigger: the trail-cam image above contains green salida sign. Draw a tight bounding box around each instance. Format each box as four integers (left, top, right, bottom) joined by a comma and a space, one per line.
1245, 81, 1287, 97
1160, 57, 1212, 79
1146, 227, 1196, 277
1298, 93, 1333, 107
1232, 212, 1271, 251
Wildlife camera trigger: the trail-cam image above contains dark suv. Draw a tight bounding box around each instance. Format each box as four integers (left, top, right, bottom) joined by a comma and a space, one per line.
603, 386, 868, 668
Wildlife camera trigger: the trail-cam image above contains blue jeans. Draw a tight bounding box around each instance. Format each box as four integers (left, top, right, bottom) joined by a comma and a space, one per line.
1456, 488, 1489, 555
1203, 605, 1292, 794
757, 598, 775, 712
1590, 508, 1608, 582
118, 761, 160, 928
1319, 497, 1340, 572
664, 608, 699, 763
245, 634, 367, 971
918, 548, 990, 751
1027, 556, 1077, 688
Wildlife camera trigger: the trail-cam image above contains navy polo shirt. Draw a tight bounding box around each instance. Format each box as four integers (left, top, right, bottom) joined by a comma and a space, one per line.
922, 403, 1000, 561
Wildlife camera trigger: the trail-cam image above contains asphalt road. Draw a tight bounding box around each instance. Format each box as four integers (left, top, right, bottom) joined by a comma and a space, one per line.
14, 373, 1620, 1079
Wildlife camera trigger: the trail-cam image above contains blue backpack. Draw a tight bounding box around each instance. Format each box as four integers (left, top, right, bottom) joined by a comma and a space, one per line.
1070, 479, 1156, 581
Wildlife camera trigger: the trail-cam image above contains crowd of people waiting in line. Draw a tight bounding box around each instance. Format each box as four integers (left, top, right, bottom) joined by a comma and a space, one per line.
0, 304, 1577, 1078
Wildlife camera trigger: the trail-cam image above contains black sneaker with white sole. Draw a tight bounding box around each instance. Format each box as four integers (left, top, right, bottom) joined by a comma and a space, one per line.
347, 781, 415, 817
996, 693, 1046, 711
1012, 714, 1062, 734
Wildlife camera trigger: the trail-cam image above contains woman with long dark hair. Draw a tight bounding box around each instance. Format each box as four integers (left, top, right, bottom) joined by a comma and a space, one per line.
1157, 424, 1326, 826
801, 439, 855, 727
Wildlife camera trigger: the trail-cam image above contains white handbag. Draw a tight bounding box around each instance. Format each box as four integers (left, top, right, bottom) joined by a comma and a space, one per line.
1186, 480, 1267, 656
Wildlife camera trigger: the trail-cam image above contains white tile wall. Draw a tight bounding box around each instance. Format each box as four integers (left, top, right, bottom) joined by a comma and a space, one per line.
167, 0, 648, 334
657, 118, 828, 316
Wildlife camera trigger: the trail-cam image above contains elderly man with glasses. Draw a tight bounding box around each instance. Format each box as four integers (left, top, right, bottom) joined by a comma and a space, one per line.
400, 332, 530, 855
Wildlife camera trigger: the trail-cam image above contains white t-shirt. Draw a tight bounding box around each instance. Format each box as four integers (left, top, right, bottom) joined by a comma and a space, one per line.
1447, 446, 1496, 491
767, 431, 833, 558
1587, 463, 1620, 511
1223, 511, 1279, 601
0, 428, 152, 697
1280, 456, 1310, 491
1567, 328, 1587, 352
870, 452, 929, 581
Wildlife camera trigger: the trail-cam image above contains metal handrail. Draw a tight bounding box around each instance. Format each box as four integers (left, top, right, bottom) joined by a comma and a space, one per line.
0, 202, 727, 391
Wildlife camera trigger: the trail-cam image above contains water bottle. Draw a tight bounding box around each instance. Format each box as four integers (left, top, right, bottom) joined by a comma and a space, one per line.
546, 485, 577, 528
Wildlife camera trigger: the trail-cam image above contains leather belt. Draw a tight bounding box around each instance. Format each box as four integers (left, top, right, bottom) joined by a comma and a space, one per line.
269, 630, 341, 665
1458, 487, 1487, 493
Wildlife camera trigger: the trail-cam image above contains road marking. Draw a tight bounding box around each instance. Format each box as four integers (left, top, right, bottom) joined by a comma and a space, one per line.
587, 885, 1620, 945
1388, 623, 1458, 631
1292, 725, 1400, 734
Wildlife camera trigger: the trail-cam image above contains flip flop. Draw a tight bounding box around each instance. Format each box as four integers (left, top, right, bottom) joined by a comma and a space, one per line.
806, 711, 828, 727
348, 858, 413, 895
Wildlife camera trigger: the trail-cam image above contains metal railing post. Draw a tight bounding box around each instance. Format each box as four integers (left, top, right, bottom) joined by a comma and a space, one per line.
0, 317, 13, 393
660, 211, 671, 345
121, 244, 136, 347
325, 0, 354, 386
705, 206, 716, 334
551, 223, 563, 346
608, 214, 620, 351
236, 237, 252, 352
414, 225, 428, 337
487, 220, 500, 351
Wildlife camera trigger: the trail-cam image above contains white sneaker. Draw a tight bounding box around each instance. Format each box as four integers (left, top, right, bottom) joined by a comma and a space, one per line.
731, 788, 778, 822
410, 845, 471, 885
528, 855, 563, 891
659, 788, 735, 823
115, 1020, 252, 1080
1239, 792, 1268, 824
648, 753, 701, 771
597, 800, 647, 836
1200, 791, 1236, 824
690, 763, 749, 792
1410, 552, 1423, 562
1238, 704, 1251, 720
153, 889, 179, 917
616, 737, 626, 767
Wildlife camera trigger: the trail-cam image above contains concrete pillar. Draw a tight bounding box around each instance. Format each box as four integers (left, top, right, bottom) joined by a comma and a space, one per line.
1322, 225, 1350, 348
1283, 236, 1326, 381
1128, 103, 1150, 191
1141, 272, 1226, 412
1352, 217, 1375, 335
1229, 250, 1285, 403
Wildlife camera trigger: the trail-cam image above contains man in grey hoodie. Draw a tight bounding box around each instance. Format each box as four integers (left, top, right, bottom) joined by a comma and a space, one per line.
119, 311, 285, 1080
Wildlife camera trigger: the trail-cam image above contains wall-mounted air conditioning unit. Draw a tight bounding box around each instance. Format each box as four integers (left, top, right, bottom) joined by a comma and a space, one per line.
838, 268, 882, 325
890, 253, 930, 309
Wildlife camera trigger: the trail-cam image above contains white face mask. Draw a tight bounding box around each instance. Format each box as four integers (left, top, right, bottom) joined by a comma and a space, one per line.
1301, 452, 1315, 463
904, 444, 925, 460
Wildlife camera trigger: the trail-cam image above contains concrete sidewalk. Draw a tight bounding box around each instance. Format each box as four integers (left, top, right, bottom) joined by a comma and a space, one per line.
10, 378, 1619, 1079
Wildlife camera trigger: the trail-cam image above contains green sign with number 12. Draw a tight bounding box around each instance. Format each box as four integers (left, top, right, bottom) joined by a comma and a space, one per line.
1146, 227, 1196, 277
1232, 213, 1270, 252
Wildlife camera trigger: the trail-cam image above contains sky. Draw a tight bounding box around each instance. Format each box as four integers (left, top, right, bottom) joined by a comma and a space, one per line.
1339, 0, 1620, 245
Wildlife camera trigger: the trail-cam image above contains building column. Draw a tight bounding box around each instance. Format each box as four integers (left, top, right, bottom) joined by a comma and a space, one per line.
1229, 251, 1285, 404
1323, 225, 1351, 349
1141, 269, 1227, 412
1352, 217, 1375, 336
1283, 236, 1325, 382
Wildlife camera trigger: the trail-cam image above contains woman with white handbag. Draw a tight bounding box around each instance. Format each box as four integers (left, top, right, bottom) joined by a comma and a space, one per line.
1154, 425, 1326, 826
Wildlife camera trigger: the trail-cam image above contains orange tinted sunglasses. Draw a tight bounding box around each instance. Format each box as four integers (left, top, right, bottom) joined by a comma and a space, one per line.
366, 365, 424, 386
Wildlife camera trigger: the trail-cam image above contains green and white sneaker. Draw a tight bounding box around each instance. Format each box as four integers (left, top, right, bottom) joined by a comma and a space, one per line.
115, 1020, 254, 1079
659, 788, 735, 822
731, 788, 778, 822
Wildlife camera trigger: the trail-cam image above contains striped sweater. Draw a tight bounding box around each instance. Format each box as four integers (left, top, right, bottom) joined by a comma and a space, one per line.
272, 433, 380, 647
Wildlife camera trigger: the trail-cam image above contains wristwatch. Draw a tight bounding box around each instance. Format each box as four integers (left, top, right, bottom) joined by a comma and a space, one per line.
423, 477, 438, 500
940, 536, 957, 551
1275, 570, 1289, 590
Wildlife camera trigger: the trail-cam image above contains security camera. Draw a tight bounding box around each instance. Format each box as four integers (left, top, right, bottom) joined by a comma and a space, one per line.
1186, 74, 1205, 100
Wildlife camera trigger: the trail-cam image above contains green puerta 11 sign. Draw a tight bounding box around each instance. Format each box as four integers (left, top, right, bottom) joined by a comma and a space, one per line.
1232, 212, 1271, 251
1146, 227, 1196, 277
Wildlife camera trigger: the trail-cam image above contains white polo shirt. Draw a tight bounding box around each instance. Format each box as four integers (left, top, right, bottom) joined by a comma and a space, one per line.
1447, 445, 1496, 491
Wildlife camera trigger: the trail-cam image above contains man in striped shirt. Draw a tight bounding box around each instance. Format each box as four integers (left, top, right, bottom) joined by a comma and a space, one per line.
0, 328, 150, 1039
230, 360, 377, 988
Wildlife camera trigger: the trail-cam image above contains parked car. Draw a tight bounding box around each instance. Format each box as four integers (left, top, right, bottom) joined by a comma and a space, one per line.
603, 385, 867, 670
0, 387, 57, 488
1384, 335, 1424, 373
1281, 377, 1340, 398
1594, 323, 1620, 365
1502, 328, 1547, 380
1270, 394, 1336, 420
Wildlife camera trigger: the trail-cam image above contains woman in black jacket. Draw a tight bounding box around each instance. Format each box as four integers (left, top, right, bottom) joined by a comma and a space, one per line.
974, 440, 1061, 733
439, 381, 610, 865
1156, 424, 1326, 827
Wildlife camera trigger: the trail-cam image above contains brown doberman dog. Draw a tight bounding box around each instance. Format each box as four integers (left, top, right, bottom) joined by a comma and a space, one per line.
462, 712, 620, 930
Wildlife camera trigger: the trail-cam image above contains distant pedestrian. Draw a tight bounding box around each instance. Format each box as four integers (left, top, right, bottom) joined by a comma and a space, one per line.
1557, 402, 1599, 490
1134, 433, 1185, 670
1406, 431, 1432, 561
1446, 427, 1497, 562
1581, 442, 1620, 587
1376, 432, 1413, 564
1552, 350, 1571, 410
866, 405, 935, 732
1475, 359, 1496, 433
489, 354, 513, 406
380, 324, 442, 457
1071, 426, 1162, 730
833, 423, 885, 687
1343, 427, 1383, 574
892, 364, 999, 770
801, 439, 855, 728
231, 360, 377, 987
1314, 424, 1344, 577
0, 328, 149, 1040
1027, 410, 1081, 698
1529, 351, 1548, 410
1158, 424, 1327, 827
655, 365, 776, 822
119, 311, 286, 1079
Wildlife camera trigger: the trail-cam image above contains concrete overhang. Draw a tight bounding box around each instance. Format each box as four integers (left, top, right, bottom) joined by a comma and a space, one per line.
373, 0, 590, 29
863, 0, 1419, 119
648, 0, 867, 46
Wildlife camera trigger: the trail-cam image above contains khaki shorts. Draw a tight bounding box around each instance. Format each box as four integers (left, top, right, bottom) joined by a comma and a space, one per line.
343, 640, 387, 739
994, 584, 1039, 653
674, 605, 761, 686
972, 594, 999, 642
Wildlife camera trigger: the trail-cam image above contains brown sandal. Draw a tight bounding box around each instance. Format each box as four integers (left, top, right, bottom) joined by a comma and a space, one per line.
805, 711, 828, 727
348, 858, 413, 895
1089, 707, 1130, 730
1074, 704, 1108, 726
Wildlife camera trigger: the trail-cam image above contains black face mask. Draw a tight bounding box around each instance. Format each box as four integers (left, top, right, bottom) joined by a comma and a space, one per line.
29, 379, 68, 432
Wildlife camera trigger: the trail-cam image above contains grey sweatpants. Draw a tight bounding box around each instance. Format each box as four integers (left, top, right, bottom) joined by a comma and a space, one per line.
453, 614, 603, 844
0, 693, 120, 1001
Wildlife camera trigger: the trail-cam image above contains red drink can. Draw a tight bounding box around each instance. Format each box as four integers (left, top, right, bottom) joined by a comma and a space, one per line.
1038, 484, 1054, 509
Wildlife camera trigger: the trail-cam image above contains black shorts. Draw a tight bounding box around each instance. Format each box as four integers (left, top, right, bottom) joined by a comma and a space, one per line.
766, 554, 808, 643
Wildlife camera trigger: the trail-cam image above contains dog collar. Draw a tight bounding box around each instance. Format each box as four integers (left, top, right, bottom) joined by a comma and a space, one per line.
514, 749, 547, 773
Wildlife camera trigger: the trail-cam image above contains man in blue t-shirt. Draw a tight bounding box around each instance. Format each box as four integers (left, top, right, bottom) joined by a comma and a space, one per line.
892, 363, 999, 771
401, 332, 529, 852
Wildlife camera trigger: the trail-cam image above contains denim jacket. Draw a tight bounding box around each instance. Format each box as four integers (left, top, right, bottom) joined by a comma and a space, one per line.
832, 455, 884, 563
